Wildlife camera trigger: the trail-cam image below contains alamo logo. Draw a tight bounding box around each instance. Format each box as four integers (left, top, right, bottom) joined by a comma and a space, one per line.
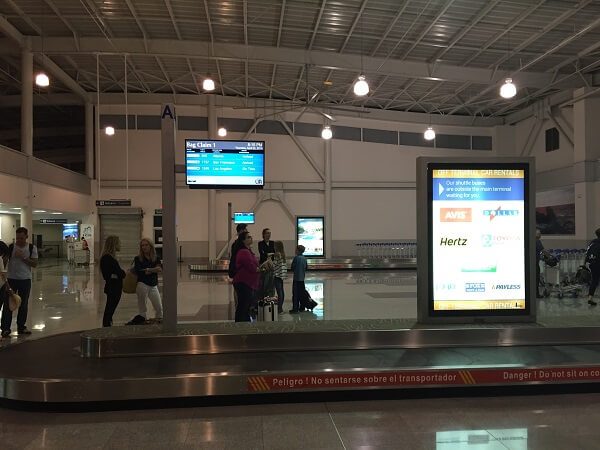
492, 284, 521, 290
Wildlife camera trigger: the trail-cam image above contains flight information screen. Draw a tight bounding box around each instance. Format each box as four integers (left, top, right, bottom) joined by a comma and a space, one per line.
185, 140, 264, 189
429, 165, 529, 313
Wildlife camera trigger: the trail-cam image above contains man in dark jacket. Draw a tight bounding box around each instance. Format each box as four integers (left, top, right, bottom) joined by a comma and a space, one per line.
228, 224, 248, 279
586, 228, 600, 306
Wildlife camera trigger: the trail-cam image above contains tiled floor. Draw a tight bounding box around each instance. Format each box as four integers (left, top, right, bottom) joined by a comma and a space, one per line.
2, 393, 600, 449
1, 258, 599, 348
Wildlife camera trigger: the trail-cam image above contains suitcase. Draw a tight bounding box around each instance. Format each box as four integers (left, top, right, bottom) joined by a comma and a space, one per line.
257, 299, 278, 321
300, 289, 318, 311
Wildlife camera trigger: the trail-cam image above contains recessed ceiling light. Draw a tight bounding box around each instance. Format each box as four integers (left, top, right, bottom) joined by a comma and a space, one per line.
11, 207, 21, 210
34, 210, 46, 213
51, 212, 63, 215
0, 210, 10, 214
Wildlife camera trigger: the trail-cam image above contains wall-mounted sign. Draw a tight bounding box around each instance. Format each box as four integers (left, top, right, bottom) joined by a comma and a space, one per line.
39, 219, 68, 224
154, 209, 163, 215
96, 200, 132, 207
234, 212, 255, 224
297, 216, 325, 258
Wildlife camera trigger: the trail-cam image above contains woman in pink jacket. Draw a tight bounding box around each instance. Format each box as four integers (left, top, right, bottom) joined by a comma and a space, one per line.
233, 231, 260, 322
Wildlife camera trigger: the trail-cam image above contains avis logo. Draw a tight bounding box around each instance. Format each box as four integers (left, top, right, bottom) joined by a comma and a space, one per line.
483, 206, 519, 221
440, 208, 472, 222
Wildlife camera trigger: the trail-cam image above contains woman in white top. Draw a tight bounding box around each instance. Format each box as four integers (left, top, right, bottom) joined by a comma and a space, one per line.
273, 241, 287, 314
0, 241, 10, 313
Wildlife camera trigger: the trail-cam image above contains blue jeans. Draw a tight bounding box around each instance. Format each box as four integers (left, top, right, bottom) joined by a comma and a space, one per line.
292, 280, 305, 311
1, 278, 32, 332
274, 277, 284, 311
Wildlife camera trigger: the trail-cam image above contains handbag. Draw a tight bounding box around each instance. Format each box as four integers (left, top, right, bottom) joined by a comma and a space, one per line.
122, 264, 138, 293
4, 281, 21, 312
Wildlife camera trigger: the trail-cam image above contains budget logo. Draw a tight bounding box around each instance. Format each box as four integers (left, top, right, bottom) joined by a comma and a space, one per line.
483, 206, 519, 221
440, 208, 472, 222
465, 282, 485, 293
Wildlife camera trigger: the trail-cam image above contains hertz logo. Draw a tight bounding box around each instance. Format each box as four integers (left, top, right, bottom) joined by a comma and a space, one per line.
440, 208, 472, 222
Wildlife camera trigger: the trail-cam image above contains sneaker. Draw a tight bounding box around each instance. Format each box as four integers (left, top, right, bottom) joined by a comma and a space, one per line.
589, 299, 597, 306
1, 330, 10, 338
17, 328, 32, 335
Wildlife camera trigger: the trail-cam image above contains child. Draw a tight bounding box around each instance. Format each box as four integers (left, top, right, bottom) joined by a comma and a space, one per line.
273, 241, 287, 314
290, 245, 307, 313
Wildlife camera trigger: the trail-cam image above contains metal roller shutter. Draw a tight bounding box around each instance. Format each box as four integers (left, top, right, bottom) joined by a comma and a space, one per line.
99, 210, 142, 264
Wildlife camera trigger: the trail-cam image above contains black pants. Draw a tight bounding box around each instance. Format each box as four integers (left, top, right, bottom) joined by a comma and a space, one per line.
103, 283, 122, 327
1, 278, 31, 332
233, 282, 253, 322
274, 276, 284, 312
589, 263, 600, 296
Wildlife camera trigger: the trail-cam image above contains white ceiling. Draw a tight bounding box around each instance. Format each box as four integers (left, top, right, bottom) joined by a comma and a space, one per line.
0, 0, 599, 118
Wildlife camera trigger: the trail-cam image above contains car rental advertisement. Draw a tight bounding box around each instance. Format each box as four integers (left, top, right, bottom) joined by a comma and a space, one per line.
431, 168, 527, 311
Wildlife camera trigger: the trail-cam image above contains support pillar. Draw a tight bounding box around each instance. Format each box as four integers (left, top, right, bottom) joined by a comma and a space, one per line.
573, 88, 600, 241
324, 139, 332, 258
85, 102, 94, 179
21, 47, 33, 234
161, 104, 178, 332
207, 95, 217, 262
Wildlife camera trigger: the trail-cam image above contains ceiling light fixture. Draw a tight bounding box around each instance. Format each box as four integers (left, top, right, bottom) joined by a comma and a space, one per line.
353, 75, 369, 96
51, 212, 63, 215
105, 126, 115, 136
203, 77, 215, 92
35, 72, 49, 87
34, 210, 46, 213
321, 125, 333, 140
499, 78, 517, 99
217, 127, 227, 137
424, 126, 436, 141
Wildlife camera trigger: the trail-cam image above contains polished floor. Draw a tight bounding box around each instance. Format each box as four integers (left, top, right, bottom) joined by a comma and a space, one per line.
1, 259, 599, 347
2, 393, 600, 449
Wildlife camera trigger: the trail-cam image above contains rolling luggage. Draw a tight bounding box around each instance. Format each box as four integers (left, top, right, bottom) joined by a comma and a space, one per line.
300, 289, 318, 311
257, 299, 278, 321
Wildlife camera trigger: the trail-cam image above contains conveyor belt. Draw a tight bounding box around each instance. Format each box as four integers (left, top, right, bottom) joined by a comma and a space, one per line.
3, 332, 600, 403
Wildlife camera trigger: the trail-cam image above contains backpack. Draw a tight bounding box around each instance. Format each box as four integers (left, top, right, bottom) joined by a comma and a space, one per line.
8, 243, 34, 260
586, 240, 600, 264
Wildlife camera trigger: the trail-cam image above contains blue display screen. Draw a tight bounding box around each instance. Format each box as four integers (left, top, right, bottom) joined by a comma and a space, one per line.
234, 212, 255, 224
62, 224, 78, 240
185, 140, 265, 189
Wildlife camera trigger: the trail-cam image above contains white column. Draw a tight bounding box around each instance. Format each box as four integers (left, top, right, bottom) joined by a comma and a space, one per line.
161, 104, 178, 331
573, 88, 600, 241
207, 95, 217, 262
85, 102, 94, 179
324, 139, 332, 258
21, 47, 33, 234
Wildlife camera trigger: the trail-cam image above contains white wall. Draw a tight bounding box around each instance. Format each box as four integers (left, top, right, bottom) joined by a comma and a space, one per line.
0, 213, 17, 243
95, 104, 496, 257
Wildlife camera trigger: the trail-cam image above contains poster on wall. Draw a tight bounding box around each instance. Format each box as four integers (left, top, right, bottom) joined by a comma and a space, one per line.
81, 224, 94, 264
429, 165, 529, 314
296, 217, 324, 257
535, 187, 575, 235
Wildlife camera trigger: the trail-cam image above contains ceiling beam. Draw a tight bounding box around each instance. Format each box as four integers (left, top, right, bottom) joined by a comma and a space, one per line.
19, 37, 590, 90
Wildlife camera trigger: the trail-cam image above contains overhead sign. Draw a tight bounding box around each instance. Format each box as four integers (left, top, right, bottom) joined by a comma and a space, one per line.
96, 200, 132, 207
39, 219, 67, 224
429, 166, 529, 314
154, 209, 163, 215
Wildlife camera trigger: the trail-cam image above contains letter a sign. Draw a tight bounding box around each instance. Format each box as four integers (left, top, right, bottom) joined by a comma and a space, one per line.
162, 104, 175, 120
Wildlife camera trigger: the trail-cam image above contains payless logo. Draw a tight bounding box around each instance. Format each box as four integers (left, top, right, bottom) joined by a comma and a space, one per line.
440, 208, 472, 222
483, 206, 519, 221
492, 284, 521, 290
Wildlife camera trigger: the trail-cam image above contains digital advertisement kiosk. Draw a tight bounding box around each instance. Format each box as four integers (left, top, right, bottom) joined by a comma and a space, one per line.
416, 157, 536, 323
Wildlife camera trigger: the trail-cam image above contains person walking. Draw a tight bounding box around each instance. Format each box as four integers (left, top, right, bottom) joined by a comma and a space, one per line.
233, 231, 260, 322
258, 228, 275, 264
290, 245, 307, 314
1, 227, 38, 338
585, 228, 600, 306
133, 238, 163, 321
0, 241, 10, 320
100, 236, 126, 327
273, 241, 287, 314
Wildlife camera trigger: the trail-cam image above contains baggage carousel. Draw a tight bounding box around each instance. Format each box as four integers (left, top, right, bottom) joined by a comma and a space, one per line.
3, 323, 600, 404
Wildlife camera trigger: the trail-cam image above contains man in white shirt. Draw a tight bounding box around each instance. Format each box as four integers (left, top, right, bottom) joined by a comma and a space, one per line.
1, 227, 38, 338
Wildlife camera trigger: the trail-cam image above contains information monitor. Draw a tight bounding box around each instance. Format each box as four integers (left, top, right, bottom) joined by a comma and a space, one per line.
185, 140, 265, 189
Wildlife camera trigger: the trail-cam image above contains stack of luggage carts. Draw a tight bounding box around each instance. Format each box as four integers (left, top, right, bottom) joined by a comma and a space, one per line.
540, 249, 589, 299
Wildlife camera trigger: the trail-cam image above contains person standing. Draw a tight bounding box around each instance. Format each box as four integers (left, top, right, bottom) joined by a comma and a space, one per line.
100, 236, 126, 327
273, 241, 287, 314
0, 241, 10, 321
1, 227, 38, 337
233, 231, 260, 322
133, 238, 163, 321
258, 228, 275, 265
585, 228, 600, 306
535, 228, 551, 298
228, 224, 248, 279
290, 245, 307, 314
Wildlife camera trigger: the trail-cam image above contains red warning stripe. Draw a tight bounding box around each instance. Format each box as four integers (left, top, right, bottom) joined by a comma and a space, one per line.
246, 366, 600, 392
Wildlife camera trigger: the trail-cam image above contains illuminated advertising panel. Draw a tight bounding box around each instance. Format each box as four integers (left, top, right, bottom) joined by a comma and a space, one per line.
428, 164, 530, 316
297, 217, 324, 257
